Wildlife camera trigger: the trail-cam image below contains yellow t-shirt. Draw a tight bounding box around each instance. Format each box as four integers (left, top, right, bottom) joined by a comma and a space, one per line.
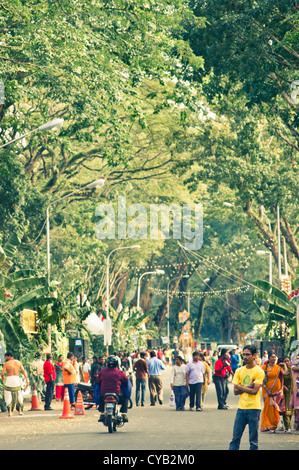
232, 365, 265, 410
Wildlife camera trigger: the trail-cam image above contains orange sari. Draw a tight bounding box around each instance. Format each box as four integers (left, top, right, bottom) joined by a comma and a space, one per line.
261, 364, 283, 432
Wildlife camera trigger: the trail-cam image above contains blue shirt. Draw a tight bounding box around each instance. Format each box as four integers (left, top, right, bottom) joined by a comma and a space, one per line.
230, 354, 240, 370
147, 357, 165, 376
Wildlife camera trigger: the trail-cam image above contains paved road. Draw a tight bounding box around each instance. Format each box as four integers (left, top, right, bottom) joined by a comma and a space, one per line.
0, 366, 298, 451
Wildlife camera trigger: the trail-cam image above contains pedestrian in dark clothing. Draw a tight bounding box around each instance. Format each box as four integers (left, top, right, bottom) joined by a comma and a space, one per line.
133, 352, 149, 406
91, 356, 106, 387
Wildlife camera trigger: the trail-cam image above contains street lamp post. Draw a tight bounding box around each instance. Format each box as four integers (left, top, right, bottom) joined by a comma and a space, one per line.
1, 117, 66, 354
1, 116, 67, 285
257, 250, 273, 285
0, 116, 67, 283
282, 236, 288, 277
105, 245, 141, 354
137, 270, 165, 311
167, 275, 189, 343
277, 205, 282, 285
46, 179, 105, 284
0, 118, 64, 148
46, 178, 105, 354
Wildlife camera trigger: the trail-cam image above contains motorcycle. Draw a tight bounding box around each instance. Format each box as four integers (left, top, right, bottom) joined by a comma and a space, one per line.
75, 383, 95, 410
102, 393, 125, 433
100, 393, 133, 433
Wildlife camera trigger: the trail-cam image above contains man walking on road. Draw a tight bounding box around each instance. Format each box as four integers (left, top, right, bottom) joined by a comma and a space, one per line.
133, 352, 149, 406
147, 350, 165, 406
186, 351, 205, 411
229, 345, 265, 450
1, 352, 29, 416
43, 353, 56, 410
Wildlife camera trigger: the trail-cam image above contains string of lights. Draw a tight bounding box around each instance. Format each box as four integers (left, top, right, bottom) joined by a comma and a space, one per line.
149, 284, 251, 299
133, 242, 266, 272
178, 241, 265, 293
176, 242, 259, 315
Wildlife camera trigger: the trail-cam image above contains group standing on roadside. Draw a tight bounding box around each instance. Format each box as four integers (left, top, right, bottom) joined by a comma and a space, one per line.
260, 350, 299, 434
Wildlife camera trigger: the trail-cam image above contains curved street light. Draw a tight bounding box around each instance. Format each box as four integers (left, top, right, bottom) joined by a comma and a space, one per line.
137, 270, 165, 310
0, 118, 64, 148
46, 178, 105, 284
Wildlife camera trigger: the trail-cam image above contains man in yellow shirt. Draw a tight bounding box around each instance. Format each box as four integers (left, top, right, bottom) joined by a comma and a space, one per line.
229, 345, 265, 450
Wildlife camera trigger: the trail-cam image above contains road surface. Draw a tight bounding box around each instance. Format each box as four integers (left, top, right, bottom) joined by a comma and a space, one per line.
0, 366, 298, 452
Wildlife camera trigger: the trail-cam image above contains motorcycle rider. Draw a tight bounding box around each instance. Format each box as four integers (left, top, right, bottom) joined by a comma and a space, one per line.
97, 355, 130, 423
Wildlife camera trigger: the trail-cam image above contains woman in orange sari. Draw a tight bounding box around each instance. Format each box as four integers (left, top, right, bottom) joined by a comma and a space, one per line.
261, 351, 287, 433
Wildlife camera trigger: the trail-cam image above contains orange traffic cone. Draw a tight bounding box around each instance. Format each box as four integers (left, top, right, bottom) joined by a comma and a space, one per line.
59, 388, 74, 419
29, 386, 41, 411
74, 391, 86, 415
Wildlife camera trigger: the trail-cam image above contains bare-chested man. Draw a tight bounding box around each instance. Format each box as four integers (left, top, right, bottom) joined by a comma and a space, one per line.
1, 352, 29, 416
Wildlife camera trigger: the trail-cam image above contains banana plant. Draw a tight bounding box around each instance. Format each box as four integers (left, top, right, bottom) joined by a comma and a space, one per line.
253, 279, 297, 341
0, 232, 54, 357
1, 232, 105, 355
110, 305, 159, 351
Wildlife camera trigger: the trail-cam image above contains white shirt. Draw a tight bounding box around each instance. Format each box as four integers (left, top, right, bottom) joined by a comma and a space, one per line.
82, 362, 91, 373
185, 360, 205, 384
170, 364, 187, 386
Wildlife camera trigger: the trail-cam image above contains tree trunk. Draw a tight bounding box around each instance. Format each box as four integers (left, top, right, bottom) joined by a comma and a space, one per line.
194, 273, 219, 337
111, 270, 130, 310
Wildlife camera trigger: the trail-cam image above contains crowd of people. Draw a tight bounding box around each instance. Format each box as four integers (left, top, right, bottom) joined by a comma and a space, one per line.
1, 343, 299, 442
32, 344, 299, 431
